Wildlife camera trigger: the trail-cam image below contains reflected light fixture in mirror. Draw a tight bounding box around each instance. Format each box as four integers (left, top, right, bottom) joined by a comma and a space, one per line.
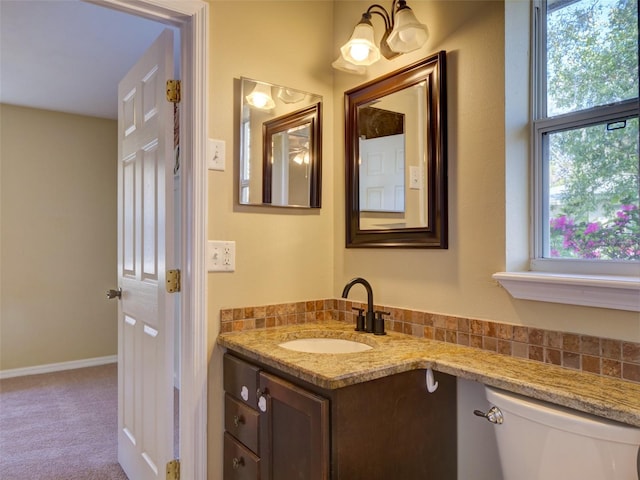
246, 82, 275, 110
334, 0, 428, 73
277, 88, 306, 104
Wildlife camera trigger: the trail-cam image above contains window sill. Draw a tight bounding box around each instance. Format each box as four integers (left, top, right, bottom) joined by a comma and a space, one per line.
493, 272, 640, 312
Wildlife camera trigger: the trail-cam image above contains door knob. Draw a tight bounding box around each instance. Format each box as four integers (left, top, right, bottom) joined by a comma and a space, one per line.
106, 288, 122, 300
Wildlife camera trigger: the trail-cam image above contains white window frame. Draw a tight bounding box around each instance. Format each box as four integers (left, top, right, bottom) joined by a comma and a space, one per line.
240, 116, 251, 203
494, 0, 640, 311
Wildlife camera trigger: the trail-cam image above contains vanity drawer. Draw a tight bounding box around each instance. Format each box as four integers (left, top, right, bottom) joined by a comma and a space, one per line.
224, 432, 260, 480
224, 353, 260, 407
225, 393, 259, 454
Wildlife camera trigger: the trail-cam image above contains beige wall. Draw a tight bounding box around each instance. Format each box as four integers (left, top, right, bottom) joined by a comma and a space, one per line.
206, 1, 638, 476
0, 104, 117, 370
207, 0, 335, 311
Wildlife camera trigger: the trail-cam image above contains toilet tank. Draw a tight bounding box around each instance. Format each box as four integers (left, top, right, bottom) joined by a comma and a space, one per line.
485, 386, 640, 480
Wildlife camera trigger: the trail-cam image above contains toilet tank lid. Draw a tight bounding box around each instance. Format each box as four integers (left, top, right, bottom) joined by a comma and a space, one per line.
485, 386, 640, 444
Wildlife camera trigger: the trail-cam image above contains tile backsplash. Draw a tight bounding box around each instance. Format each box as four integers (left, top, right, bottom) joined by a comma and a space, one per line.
220, 298, 640, 385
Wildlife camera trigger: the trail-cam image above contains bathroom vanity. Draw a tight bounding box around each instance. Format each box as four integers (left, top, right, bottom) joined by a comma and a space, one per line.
223, 352, 457, 479
218, 320, 640, 479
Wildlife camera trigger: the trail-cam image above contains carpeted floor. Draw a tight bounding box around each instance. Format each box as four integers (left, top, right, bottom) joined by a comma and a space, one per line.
0, 363, 128, 480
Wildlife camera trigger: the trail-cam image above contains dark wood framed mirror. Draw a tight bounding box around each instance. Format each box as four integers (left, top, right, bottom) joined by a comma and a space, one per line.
345, 51, 448, 248
262, 103, 322, 207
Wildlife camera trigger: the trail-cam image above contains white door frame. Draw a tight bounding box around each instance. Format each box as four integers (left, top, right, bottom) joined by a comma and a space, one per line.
87, 1, 208, 479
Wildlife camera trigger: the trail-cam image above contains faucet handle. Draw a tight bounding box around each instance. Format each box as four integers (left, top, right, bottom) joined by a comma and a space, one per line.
351, 307, 365, 332
373, 310, 390, 336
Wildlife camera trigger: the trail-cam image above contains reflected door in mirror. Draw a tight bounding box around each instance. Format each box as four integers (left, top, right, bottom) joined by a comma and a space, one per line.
359, 135, 405, 213
358, 106, 406, 218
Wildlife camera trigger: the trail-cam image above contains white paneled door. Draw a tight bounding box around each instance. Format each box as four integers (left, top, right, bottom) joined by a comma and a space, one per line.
359, 134, 405, 212
117, 29, 176, 480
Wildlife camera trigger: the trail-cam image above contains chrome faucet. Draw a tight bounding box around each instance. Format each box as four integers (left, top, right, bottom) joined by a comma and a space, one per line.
341, 277, 387, 335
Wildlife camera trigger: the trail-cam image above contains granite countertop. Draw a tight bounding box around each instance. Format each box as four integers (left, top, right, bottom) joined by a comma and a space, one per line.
217, 320, 640, 427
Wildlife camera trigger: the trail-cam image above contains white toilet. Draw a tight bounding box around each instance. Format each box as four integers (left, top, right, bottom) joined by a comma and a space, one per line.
484, 385, 640, 480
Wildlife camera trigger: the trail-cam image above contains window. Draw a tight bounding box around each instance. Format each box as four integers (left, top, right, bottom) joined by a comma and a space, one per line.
494, 0, 639, 311
240, 111, 251, 204
532, 0, 639, 273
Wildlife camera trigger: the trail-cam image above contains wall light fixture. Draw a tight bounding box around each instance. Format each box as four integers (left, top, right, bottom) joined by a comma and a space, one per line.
333, 0, 428, 72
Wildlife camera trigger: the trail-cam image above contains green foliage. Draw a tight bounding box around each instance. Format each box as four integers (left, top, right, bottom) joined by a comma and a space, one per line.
547, 0, 638, 114
548, 118, 638, 221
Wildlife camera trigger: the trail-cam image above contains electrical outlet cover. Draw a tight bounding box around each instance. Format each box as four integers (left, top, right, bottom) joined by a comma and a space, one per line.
207, 240, 235, 272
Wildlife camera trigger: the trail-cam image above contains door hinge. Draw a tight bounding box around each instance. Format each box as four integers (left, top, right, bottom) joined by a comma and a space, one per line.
166, 79, 181, 103
166, 269, 181, 293
166, 459, 180, 480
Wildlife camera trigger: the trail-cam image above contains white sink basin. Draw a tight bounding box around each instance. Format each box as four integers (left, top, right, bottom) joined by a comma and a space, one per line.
278, 337, 373, 354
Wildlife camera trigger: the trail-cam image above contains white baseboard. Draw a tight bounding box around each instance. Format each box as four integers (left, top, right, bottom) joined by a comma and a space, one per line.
0, 355, 117, 379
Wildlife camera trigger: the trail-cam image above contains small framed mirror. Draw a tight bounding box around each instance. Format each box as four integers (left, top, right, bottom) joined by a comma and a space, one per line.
263, 104, 321, 207
345, 51, 448, 248
239, 77, 323, 208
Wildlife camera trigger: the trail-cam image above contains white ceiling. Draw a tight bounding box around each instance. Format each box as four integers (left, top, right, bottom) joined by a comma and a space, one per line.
0, 0, 172, 120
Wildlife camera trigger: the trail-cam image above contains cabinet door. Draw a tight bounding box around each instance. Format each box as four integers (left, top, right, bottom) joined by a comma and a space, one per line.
258, 372, 329, 480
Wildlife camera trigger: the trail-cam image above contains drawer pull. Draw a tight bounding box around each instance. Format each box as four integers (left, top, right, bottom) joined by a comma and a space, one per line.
240, 385, 249, 401
232, 456, 245, 469
233, 414, 244, 427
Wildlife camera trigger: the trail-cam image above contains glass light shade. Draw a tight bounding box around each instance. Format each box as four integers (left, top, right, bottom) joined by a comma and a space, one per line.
387, 7, 428, 53
340, 22, 381, 66
293, 151, 310, 165
245, 83, 275, 110
331, 55, 367, 75
277, 88, 305, 104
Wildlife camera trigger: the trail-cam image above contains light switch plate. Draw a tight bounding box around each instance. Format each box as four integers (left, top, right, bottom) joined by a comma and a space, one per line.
207, 240, 235, 272
207, 139, 225, 171
409, 166, 422, 190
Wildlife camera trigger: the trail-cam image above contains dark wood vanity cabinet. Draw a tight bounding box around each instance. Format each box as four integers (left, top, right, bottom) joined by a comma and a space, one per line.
223, 353, 457, 480
223, 354, 329, 480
